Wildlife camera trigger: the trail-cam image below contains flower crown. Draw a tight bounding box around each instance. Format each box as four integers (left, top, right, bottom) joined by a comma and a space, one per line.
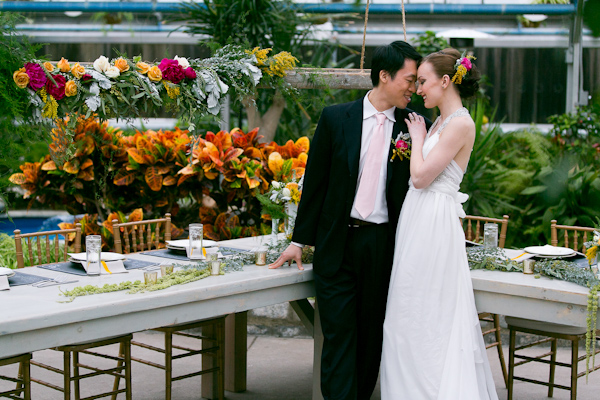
451, 53, 477, 85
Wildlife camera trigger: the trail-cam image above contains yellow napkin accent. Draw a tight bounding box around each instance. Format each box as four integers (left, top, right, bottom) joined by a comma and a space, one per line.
202, 247, 207, 257
511, 252, 527, 260
101, 260, 112, 274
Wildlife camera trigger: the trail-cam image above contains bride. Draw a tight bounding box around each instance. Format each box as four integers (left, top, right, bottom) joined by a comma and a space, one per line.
380, 48, 499, 399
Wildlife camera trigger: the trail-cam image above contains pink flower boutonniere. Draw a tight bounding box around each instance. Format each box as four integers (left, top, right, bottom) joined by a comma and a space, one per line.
391, 132, 411, 162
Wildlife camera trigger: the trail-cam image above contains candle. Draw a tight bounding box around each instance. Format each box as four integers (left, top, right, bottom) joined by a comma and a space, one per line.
210, 260, 221, 275
523, 259, 535, 275
144, 271, 158, 284
160, 264, 174, 276
255, 250, 267, 266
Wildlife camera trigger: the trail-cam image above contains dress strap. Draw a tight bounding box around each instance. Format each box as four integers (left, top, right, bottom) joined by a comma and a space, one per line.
435, 107, 469, 137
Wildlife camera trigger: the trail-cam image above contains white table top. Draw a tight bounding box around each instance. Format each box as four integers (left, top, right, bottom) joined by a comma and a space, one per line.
1, 236, 598, 359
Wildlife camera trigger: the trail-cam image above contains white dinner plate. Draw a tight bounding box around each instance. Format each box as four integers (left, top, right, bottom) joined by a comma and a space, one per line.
0, 267, 16, 278
68, 252, 127, 262
166, 239, 217, 249
535, 253, 578, 259
524, 245, 576, 257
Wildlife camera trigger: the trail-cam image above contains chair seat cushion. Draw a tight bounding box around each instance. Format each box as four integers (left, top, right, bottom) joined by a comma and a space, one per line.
506, 316, 586, 336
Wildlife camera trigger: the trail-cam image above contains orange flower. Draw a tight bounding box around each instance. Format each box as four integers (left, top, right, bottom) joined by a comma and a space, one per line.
57, 57, 70, 73
65, 80, 77, 97
147, 66, 162, 82
13, 68, 29, 89
71, 63, 85, 79
114, 58, 130, 73
136, 62, 150, 74
268, 152, 283, 174
43, 62, 54, 72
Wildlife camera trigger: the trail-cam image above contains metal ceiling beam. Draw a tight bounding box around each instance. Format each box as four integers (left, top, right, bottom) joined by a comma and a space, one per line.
0, 1, 576, 15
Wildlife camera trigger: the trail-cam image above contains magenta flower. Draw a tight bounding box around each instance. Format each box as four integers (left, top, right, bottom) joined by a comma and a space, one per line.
184, 67, 197, 80
158, 58, 184, 84
460, 57, 472, 71
81, 74, 93, 82
396, 140, 409, 150
45, 74, 66, 100
24, 62, 47, 91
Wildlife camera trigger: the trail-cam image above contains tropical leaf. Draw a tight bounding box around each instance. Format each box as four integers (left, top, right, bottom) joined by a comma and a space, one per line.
145, 166, 163, 191
113, 170, 136, 186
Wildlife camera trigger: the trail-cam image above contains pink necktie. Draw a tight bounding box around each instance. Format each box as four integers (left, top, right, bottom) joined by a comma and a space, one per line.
355, 113, 387, 219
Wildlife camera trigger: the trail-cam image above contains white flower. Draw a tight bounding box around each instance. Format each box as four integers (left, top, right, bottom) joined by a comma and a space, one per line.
104, 66, 121, 78
282, 188, 291, 198
174, 55, 190, 69
271, 181, 280, 189
93, 56, 110, 73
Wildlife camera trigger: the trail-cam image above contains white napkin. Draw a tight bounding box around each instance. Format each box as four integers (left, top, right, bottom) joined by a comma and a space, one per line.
503, 249, 536, 262
0, 275, 10, 291
81, 260, 128, 275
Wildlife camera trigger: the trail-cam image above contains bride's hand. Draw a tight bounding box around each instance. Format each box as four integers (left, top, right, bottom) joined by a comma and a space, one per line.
405, 112, 426, 146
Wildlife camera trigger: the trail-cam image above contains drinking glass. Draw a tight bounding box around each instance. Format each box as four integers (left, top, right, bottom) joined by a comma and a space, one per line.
210, 260, 221, 276
188, 223, 203, 260
86, 235, 101, 276
483, 223, 498, 249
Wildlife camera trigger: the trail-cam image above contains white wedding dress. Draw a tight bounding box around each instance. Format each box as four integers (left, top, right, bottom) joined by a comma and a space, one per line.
381, 107, 498, 400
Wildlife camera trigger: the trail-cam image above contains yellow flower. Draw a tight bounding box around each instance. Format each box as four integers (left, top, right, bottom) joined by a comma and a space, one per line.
164, 82, 180, 99
147, 66, 162, 82
586, 246, 598, 266
43, 62, 54, 72
285, 182, 299, 191
267, 51, 298, 77
71, 63, 85, 79
114, 58, 130, 73
136, 62, 150, 74
245, 47, 271, 66
452, 65, 467, 85
40, 88, 59, 119
65, 80, 77, 97
57, 57, 70, 73
290, 188, 301, 205
13, 67, 29, 89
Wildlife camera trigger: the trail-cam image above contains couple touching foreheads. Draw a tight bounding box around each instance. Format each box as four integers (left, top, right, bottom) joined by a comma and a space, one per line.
270, 41, 499, 400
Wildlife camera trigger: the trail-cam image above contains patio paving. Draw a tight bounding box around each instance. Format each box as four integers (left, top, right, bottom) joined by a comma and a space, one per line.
3, 331, 599, 399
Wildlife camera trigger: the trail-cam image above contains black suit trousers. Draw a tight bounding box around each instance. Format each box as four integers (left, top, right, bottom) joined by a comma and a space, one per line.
314, 223, 394, 400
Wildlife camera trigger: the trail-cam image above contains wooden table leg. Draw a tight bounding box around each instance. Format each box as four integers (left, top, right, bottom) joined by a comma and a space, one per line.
224, 312, 247, 392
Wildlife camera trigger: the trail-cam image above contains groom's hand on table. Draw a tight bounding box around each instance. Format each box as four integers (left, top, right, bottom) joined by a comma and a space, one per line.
269, 244, 304, 270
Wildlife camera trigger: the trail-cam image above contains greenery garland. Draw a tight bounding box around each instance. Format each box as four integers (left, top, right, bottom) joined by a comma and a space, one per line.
467, 247, 600, 376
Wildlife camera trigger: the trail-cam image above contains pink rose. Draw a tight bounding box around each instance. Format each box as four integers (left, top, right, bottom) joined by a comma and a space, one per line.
45, 74, 66, 100
24, 62, 47, 91
81, 74, 93, 82
184, 67, 197, 80
460, 57, 472, 71
158, 58, 184, 84
396, 140, 409, 150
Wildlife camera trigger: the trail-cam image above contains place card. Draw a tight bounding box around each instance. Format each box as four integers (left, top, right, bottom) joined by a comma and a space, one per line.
0, 275, 9, 291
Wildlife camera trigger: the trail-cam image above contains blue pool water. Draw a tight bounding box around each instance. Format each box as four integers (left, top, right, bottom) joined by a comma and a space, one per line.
0, 214, 75, 235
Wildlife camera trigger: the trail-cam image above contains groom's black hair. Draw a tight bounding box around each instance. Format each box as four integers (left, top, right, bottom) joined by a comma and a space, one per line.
371, 41, 422, 87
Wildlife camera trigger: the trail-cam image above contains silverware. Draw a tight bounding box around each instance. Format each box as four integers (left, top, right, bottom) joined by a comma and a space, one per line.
33, 276, 78, 288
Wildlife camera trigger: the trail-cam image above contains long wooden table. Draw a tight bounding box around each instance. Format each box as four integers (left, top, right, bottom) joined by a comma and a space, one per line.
1, 236, 599, 400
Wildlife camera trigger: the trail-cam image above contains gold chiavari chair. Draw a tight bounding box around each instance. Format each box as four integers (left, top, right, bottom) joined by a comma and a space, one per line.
14, 224, 132, 400
506, 221, 600, 399
551, 220, 596, 253
462, 214, 510, 387
112, 214, 171, 254
0, 353, 31, 400
112, 215, 225, 400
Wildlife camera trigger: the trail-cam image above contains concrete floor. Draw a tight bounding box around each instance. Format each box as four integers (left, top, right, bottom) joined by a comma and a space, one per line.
2, 331, 599, 399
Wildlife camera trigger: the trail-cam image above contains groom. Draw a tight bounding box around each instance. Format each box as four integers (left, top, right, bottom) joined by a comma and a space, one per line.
270, 41, 430, 399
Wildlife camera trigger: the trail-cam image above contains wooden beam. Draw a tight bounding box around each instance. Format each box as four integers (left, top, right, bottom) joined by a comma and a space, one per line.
283, 68, 373, 90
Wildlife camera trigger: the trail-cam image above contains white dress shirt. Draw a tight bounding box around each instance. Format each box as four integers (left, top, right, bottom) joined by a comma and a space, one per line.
349, 92, 396, 224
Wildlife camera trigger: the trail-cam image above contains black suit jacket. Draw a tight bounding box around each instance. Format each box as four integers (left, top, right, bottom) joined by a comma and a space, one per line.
292, 97, 431, 277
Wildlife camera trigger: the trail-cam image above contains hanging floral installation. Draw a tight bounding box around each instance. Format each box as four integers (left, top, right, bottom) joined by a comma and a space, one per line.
12, 45, 298, 161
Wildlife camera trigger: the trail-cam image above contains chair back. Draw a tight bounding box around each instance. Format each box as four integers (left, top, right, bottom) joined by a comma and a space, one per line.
462, 215, 509, 248
112, 213, 171, 254
550, 220, 595, 252
14, 223, 82, 268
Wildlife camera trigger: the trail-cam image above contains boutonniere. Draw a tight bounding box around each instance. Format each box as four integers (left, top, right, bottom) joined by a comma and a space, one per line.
390, 132, 411, 162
